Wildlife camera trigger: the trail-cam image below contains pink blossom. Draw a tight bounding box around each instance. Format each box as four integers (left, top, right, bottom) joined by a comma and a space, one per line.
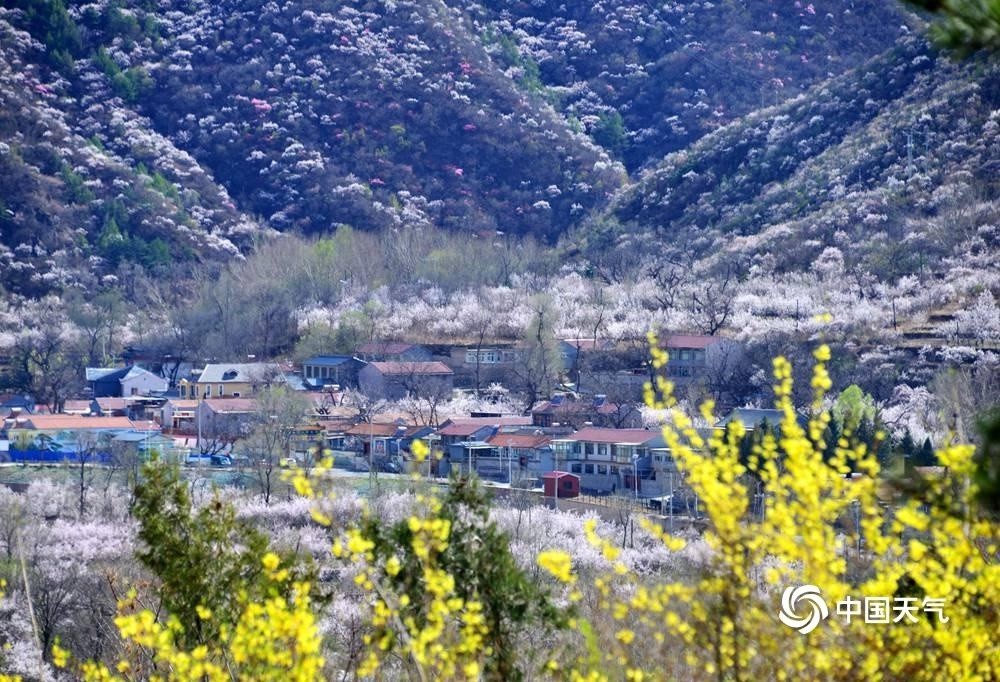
463, 123, 477, 132
454, 167, 463, 176
370, 177, 385, 185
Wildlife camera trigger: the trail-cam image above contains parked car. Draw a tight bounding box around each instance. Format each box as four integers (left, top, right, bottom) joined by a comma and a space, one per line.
210, 454, 232, 467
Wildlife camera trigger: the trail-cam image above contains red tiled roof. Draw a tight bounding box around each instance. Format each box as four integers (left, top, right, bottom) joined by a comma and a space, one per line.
563, 427, 658, 445
541, 471, 578, 479
486, 433, 551, 448
13, 415, 136, 430
370, 361, 452, 375
344, 422, 407, 437
62, 400, 93, 413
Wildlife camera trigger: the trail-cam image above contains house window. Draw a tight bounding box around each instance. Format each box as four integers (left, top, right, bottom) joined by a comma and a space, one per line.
217, 384, 224, 397
232, 392, 241, 398
597, 464, 607, 475
597, 443, 609, 457
571, 463, 582, 473
584, 464, 594, 474
465, 351, 477, 363
130, 387, 138, 396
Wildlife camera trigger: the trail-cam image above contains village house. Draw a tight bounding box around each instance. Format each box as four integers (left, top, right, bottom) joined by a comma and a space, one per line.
550, 427, 667, 496
179, 362, 286, 399
2, 414, 156, 462
326, 421, 434, 469
300, 355, 365, 388
194, 398, 260, 445
443, 342, 522, 388
161, 398, 200, 432
485, 432, 553, 481
86, 366, 168, 398
434, 416, 532, 450
358, 361, 454, 400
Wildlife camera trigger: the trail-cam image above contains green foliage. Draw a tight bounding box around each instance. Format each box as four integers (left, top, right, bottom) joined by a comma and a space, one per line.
293, 321, 357, 360
357, 476, 568, 681
132, 460, 276, 647
59, 163, 95, 204
149, 171, 181, 202
97, 205, 172, 269
98, 215, 125, 249
906, 0, 1000, 55
104, 5, 142, 43
833, 384, 878, 433
93, 48, 153, 103
592, 111, 627, 156
13, 0, 83, 73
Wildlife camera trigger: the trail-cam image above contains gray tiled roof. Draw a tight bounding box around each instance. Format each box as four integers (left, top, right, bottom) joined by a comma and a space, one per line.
197, 363, 284, 383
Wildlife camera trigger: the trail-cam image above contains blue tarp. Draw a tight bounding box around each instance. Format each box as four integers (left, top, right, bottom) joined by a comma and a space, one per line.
8, 449, 113, 464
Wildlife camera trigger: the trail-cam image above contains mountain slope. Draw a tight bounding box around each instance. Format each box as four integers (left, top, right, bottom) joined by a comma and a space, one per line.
577, 34, 999, 290
454, 0, 910, 169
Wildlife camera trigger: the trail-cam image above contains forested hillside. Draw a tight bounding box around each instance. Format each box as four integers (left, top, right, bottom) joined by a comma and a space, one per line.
576, 33, 1000, 308
1, 0, 916, 295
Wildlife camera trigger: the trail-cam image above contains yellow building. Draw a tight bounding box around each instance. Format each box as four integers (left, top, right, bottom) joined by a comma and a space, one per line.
179, 363, 285, 400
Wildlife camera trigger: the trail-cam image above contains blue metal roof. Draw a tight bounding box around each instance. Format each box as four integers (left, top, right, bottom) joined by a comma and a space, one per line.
302, 355, 356, 367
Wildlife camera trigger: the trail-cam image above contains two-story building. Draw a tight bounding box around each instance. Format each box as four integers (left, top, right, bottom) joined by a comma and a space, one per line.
179, 363, 286, 400
485, 432, 553, 480
445, 343, 522, 389
551, 427, 668, 495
